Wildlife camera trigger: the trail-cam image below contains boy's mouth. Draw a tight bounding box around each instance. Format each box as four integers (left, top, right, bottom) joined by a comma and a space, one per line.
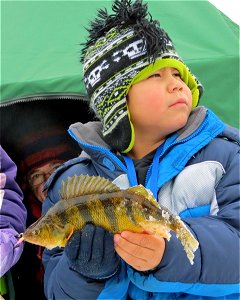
169, 98, 188, 107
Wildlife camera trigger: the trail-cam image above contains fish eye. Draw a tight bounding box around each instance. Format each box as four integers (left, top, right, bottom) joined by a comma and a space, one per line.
32, 229, 40, 235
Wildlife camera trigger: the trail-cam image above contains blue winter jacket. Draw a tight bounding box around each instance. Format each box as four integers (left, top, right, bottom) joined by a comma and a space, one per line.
42, 107, 240, 299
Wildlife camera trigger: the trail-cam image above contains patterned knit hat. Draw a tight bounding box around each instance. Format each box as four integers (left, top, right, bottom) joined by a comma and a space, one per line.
81, 0, 203, 152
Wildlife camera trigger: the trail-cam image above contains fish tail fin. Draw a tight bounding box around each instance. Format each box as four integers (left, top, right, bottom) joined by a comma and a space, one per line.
175, 221, 199, 265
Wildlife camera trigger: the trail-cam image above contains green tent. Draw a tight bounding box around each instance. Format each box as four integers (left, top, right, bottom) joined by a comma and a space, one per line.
1, 0, 239, 127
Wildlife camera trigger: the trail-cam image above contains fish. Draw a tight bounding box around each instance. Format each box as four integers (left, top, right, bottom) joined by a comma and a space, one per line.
18, 174, 199, 264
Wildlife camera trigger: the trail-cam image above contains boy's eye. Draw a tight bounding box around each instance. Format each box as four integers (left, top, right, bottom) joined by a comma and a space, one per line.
173, 72, 181, 78
148, 73, 161, 79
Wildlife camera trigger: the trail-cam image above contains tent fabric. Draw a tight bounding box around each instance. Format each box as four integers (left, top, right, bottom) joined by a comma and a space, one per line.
1, 0, 239, 127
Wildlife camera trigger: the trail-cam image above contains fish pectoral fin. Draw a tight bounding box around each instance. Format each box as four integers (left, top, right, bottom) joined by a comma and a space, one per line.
59, 224, 74, 247
53, 223, 74, 248
65, 225, 74, 242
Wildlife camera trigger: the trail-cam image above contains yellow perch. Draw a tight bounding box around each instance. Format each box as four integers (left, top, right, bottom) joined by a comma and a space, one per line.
19, 175, 199, 264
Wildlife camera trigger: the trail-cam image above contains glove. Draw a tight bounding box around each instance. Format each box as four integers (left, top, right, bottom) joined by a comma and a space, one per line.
65, 224, 120, 280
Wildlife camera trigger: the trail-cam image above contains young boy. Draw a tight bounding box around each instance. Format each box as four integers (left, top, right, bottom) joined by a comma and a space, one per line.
42, 0, 240, 299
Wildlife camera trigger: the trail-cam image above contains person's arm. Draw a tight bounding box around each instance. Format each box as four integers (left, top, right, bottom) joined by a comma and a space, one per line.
43, 247, 105, 299
0, 146, 27, 277
126, 143, 240, 297
42, 164, 120, 299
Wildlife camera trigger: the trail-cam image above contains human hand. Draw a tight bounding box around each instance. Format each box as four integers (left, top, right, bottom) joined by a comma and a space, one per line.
114, 231, 165, 272
65, 224, 120, 280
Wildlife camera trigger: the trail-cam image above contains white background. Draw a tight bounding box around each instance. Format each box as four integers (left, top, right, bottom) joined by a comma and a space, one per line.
208, 0, 240, 25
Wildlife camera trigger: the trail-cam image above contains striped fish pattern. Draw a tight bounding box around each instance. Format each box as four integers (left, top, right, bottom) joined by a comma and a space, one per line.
18, 175, 199, 264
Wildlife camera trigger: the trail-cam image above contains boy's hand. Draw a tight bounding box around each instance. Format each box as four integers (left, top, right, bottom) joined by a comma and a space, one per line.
114, 231, 165, 272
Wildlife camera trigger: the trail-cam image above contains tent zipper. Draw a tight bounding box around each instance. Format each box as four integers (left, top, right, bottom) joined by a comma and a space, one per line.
0, 93, 87, 108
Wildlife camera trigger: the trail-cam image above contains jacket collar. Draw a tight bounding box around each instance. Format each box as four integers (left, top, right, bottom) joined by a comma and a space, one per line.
176, 106, 207, 141
69, 106, 208, 154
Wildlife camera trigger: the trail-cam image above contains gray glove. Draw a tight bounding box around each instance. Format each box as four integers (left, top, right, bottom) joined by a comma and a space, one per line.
65, 224, 120, 280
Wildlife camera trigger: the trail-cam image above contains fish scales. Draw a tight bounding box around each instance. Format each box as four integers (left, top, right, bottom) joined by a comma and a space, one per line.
19, 175, 199, 264
85, 196, 119, 232
49, 192, 127, 233
121, 190, 173, 231
55, 194, 116, 232
75, 192, 143, 233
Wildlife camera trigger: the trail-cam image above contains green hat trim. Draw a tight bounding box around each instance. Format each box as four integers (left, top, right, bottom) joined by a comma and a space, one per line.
122, 110, 135, 153
130, 58, 200, 108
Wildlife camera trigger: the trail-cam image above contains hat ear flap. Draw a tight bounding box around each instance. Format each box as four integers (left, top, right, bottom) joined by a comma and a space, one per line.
101, 96, 135, 153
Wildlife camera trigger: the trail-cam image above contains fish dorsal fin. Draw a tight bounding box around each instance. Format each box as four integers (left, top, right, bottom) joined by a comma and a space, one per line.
126, 185, 159, 208
60, 175, 120, 200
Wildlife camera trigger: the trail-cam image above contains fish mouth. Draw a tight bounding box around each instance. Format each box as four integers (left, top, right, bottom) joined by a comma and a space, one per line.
15, 233, 24, 247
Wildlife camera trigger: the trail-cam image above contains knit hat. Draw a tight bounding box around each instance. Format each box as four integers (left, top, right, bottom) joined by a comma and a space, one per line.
81, 0, 203, 153
18, 127, 79, 175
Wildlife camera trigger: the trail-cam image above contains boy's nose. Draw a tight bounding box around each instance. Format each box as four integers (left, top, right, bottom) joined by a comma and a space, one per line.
167, 78, 183, 93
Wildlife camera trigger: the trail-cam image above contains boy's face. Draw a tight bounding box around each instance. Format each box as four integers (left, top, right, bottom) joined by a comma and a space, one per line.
127, 67, 193, 139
